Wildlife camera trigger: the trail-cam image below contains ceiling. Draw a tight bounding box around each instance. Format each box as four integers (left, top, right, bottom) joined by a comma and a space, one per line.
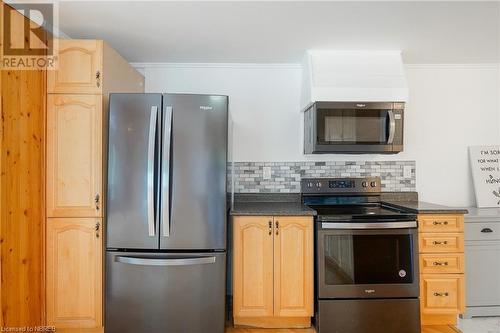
58, 1, 500, 64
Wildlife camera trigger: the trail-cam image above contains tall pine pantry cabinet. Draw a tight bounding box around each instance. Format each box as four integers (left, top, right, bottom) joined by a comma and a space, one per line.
45, 39, 144, 328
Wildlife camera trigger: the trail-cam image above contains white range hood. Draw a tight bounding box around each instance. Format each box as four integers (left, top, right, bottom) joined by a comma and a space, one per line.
301, 50, 409, 109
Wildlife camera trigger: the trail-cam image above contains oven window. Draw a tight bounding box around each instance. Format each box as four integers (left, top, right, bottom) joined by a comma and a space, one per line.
323, 234, 413, 285
317, 109, 390, 144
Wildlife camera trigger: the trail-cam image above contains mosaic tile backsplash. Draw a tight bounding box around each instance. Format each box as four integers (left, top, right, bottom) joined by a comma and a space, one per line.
229, 161, 416, 193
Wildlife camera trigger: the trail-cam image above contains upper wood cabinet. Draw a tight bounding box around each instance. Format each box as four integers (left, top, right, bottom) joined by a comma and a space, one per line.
48, 39, 144, 95
46, 218, 103, 328
274, 217, 313, 318
48, 40, 103, 94
233, 215, 313, 328
46, 94, 102, 217
233, 216, 274, 318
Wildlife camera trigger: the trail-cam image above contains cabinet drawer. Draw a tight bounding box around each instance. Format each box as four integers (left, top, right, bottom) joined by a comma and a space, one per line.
420, 253, 464, 274
419, 233, 464, 253
465, 222, 500, 241
420, 274, 465, 315
419, 215, 464, 233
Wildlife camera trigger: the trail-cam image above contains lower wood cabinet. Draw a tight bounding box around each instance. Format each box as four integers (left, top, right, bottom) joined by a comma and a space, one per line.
418, 214, 465, 326
46, 218, 103, 328
421, 274, 465, 315
233, 215, 313, 328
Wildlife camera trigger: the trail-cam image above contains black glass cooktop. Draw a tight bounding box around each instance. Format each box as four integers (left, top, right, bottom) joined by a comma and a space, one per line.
309, 203, 416, 222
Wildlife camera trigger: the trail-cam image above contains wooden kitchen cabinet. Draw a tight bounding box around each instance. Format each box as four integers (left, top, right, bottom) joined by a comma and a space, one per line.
45, 39, 144, 329
48, 40, 103, 94
274, 217, 314, 318
48, 39, 144, 96
233, 216, 274, 318
233, 215, 313, 328
46, 94, 102, 217
46, 218, 103, 328
418, 213, 466, 326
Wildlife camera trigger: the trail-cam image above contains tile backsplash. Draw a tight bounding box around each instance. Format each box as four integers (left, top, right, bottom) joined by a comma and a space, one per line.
229, 161, 416, 193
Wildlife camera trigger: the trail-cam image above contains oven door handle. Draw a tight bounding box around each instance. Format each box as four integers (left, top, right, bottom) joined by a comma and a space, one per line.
321, 221, 417, 229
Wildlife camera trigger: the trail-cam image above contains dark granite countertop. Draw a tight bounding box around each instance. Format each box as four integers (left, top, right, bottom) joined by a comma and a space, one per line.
230, 193, 316, 216
229, 193, 468, 216
383, 201, 469, 215
231, 201, 316, 216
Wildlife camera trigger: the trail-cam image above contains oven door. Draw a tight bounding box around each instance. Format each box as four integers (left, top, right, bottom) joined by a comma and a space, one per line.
317, 223, 419, 299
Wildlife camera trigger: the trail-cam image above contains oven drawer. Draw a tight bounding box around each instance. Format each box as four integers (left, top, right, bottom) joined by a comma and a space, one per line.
418, 215, 464, 233
419, 233, 464, 253
419, 253, 464, 274
420, 274, 465, 315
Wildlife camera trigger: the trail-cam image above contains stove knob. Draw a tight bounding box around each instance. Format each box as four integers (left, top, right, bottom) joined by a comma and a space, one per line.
362, 181, 368, 188
316, 182, 322, 188
370, 181, 377, 187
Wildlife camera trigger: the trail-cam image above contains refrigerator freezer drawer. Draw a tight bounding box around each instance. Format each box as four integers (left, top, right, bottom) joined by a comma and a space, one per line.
106, 251, 226, 333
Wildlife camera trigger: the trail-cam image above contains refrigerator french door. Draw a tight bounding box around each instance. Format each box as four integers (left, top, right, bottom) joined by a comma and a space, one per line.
106, 93, 228, 333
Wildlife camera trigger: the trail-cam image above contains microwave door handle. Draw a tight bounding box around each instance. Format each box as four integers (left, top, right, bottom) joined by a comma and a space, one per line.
161, 106, 173, 237
387, 110, 396, 144
147, 106, 158, 237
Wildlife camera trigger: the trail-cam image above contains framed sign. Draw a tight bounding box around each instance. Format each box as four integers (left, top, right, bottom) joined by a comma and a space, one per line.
469, 145, 500, 208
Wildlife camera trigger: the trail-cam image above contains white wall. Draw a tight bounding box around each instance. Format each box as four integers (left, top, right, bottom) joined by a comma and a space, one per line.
140, 63, 500, 207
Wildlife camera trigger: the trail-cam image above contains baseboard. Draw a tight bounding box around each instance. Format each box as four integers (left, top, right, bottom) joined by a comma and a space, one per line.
233, 316, 311, 328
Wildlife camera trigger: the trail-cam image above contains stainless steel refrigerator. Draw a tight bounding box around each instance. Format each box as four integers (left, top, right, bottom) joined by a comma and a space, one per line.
105, 93, 227, 333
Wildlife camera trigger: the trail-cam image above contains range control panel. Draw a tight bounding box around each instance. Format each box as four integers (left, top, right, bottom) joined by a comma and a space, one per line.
301, 177, 381, 194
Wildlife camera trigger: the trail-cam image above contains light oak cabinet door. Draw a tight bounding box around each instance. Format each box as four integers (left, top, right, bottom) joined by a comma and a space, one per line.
274, 217, 313, 317
46, 94, 102, 217
46, 218, 103, 328
48, 39, 103, 94
233, 216, 274, 318
421, 274, 465, 315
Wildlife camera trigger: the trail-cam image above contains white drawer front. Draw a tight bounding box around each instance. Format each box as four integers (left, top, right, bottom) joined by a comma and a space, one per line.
465, 223, 500, 241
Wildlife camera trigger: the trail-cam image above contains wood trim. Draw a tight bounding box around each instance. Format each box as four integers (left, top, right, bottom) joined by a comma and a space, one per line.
421, 314, 459, 326
233, 316, 311, 328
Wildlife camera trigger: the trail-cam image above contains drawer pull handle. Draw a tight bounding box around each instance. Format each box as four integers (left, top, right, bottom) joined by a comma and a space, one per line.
433, 241, 448, 245
433, 261, 449, 266
481, 228, 493, 233
433, 292, 449, 297
433, 221, 449, 226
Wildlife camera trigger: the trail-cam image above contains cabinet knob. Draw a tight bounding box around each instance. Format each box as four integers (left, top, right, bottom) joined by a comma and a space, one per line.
95, 222, 100, 238
275, 221, 279, 236
433, 221, 448, 226
95, 193, 100, 211
96, 70, 101, 88
433, 261, 449, 266
433, 240, 448, 245
433, 292, 449, 297
268, 221, 272, 236
481, 228, 493, 233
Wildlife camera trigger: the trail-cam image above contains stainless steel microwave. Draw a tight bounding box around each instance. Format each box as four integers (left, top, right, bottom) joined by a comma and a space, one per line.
303, 101, 404, 154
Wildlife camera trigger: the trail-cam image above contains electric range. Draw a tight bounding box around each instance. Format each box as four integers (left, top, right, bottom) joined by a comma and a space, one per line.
302, 177, 421, 333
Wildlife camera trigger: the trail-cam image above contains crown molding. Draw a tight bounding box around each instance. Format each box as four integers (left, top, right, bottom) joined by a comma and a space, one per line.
130, 62, 303, 70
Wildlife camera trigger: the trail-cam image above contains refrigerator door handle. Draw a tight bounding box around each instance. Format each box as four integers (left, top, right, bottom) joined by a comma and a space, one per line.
147, 106, 158, 237
161, 106, 173, 237
114, 255, 216, 266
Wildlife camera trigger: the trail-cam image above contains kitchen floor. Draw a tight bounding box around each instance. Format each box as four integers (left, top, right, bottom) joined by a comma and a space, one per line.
54, 320, 500, 333
458, 317, 500, 333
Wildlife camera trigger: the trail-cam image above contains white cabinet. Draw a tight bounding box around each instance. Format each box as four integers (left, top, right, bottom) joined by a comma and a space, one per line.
462, 208, 500, 318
